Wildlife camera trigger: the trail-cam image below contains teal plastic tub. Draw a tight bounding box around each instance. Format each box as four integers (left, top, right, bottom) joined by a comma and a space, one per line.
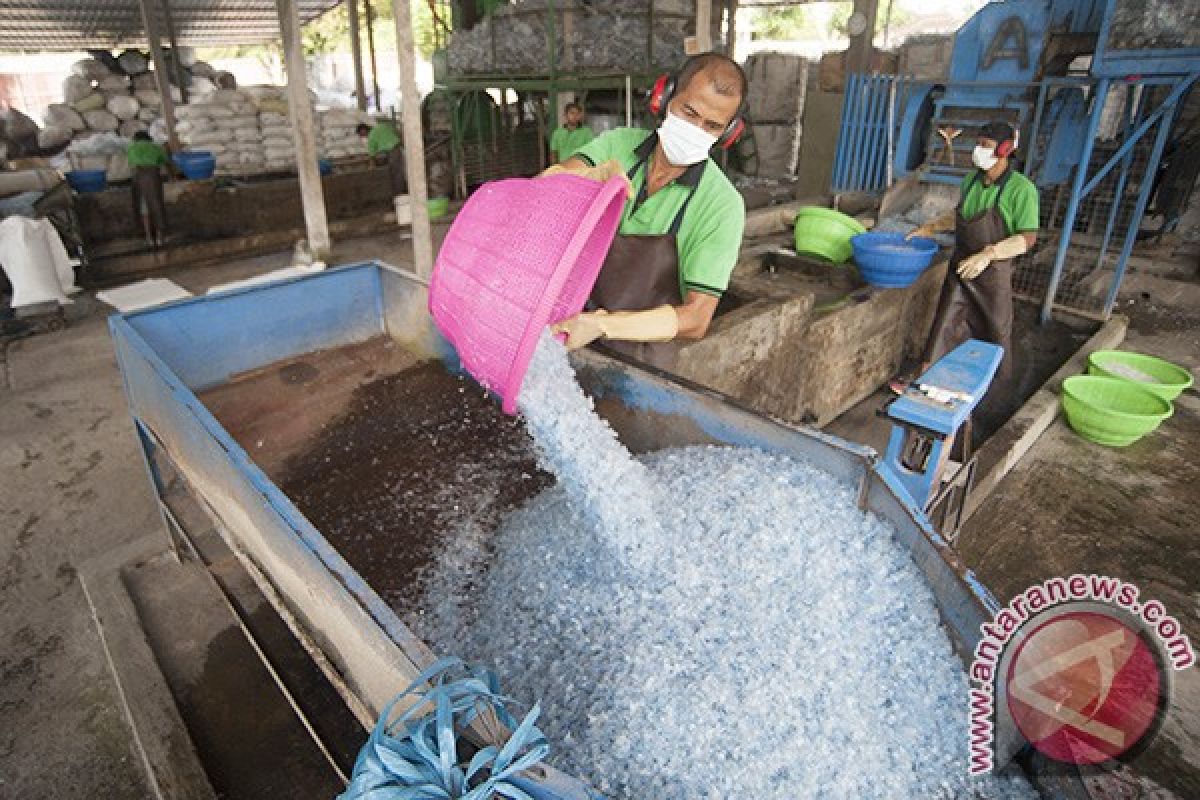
1087, 350, 1193, 402
1061, 376, 1172, 447
793, 207, 866, 264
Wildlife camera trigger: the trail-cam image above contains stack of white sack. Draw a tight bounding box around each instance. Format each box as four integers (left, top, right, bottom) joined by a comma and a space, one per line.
175, 89, 264, 174
318, 108, 371, 159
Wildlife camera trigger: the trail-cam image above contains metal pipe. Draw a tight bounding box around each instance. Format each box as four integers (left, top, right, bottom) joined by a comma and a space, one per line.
625, 74, 632, 127
885, 76, 897, 189
1095, 85, 1142, 274
1040, 77, 1110, 325
1103, 85, 1185, 316
1024, 82, 1050, 179
1081, 75, 1197, 198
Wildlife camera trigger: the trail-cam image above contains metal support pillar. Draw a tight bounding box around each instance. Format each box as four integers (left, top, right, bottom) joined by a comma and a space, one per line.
137, 0, 181, 152
392, 0, 434, 279
1040, 77, 1109, 324
347, 0, 368, 112
276, 0, 332, 259
365, 0, 382, 111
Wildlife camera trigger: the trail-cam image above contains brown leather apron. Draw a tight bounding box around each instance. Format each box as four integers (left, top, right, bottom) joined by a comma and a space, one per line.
131, 165, 167, 237
588, 157, 699, 370
387, 146, 408, 196
923, 169, 1016, 395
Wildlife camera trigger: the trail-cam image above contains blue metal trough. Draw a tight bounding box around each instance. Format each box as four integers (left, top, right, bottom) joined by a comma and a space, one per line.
109, 261, 1038, 796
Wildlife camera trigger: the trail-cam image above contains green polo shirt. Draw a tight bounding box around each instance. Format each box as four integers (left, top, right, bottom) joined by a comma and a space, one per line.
961, 169, 1040, 235
550, 125, 594, 161
367, 122, 400, 157
127, 139, 167, 168
575, 127, 745, 298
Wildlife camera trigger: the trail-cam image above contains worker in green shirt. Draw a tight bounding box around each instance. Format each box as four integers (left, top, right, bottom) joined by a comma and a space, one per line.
357, 120, 407, 196
549, 102, 594, 164
908, 119, 1039, 396
544, 53, 748, 368
126, 131, 171, 247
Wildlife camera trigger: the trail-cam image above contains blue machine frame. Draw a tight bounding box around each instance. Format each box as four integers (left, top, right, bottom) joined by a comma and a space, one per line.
831, 0, 1200, 322
109, 262, 1064, 795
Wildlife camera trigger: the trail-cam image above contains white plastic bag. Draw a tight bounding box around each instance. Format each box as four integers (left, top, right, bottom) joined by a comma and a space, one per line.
0, 217, 76, 308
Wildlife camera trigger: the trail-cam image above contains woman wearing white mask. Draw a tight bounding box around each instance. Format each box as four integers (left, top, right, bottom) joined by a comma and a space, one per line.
542, 53, 748, 368
909, 120, 1039, 400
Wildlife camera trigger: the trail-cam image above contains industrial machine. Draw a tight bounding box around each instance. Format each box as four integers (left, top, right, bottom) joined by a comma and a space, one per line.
833, 0, 1200, 321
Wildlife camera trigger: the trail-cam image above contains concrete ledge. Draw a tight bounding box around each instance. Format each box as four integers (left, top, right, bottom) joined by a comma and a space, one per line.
961, 314, 1129, 524
87, 211, 402, 286
78, 539, 217, 800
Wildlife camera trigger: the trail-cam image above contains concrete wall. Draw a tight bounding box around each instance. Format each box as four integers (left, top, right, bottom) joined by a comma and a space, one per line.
76, 167, 395, 244
793, 69, 843, 198
672, 245, 948, 428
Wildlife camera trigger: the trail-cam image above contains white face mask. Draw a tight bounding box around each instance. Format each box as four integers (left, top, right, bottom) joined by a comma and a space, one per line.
658, 110, 719, 166
972, 145, 999, 171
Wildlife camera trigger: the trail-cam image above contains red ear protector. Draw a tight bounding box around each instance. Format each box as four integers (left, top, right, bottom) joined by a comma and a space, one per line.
648, 69, 746, 150
994, 128, 1019, 158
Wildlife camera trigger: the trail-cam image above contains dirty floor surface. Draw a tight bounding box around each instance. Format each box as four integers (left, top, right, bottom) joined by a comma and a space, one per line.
957, 300, 1200, 798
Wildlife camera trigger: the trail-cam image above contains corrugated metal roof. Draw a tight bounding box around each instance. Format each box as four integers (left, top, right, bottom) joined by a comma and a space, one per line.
0, 1, 342, 51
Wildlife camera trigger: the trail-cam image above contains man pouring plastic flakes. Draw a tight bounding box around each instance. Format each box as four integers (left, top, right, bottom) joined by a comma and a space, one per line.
545, 53, 748, 369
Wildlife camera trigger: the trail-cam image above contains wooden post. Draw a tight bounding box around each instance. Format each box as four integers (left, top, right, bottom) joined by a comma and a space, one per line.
726, 0, 739, 58
695, 0, 712, 53
364, 0, 382, 111
392, 0, 434, 280
847, 0, 880, 75
158, 0, 189, 104
276, 0, 332, 259
137, 0, 181, 152
347, 0, 368, 112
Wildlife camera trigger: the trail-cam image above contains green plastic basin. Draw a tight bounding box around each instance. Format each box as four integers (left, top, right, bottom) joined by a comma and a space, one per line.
1086, 350, 1194, 402
428, 196, 450, 219
793, 206, 866, 264
1061, 376, 1172, 447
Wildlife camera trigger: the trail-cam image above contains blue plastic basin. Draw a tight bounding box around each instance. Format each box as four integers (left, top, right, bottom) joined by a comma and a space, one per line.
172, 150, 216, 180
851, 232, 940, 288
65, 169, 107, 193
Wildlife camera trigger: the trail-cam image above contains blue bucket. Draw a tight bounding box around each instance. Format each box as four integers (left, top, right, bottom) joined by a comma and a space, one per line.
851, 232, 940, 288
65, 169, 107, 193
172, 150, 216, 180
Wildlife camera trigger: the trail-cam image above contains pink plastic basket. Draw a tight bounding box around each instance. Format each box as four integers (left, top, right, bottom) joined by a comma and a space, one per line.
429, 174, 626, 414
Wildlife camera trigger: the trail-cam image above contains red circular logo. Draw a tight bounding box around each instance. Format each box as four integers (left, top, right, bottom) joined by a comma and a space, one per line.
1006, 610, 1164, 765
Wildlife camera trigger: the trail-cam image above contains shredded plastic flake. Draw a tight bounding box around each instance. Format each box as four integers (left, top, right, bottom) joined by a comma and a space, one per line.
407, 334, 1035, 799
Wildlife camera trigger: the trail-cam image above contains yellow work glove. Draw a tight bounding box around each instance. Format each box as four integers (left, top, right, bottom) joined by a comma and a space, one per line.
541, 158, 634, 198
957, 234, 1029, 281
552, 305, 679, 351
906, 209, 956, 240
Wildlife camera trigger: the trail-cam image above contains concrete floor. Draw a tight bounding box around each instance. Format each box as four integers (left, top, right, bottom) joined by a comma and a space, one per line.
0, 229, 417, 798
1, 226, 1197, 797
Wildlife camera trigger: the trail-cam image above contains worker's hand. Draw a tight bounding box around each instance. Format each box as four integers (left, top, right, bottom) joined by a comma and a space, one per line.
541, 159, 633, 198
551, 310, 609, 351
956, 248, 993, 281
906, 224, 934, 241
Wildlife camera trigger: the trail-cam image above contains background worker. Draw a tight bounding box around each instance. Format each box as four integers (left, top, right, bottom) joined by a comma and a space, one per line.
908, 120, 1038, 410
546, 53, 748, 368
549, 102, 594, 164
357, 120, 407, 196
126, 131, 171, 248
